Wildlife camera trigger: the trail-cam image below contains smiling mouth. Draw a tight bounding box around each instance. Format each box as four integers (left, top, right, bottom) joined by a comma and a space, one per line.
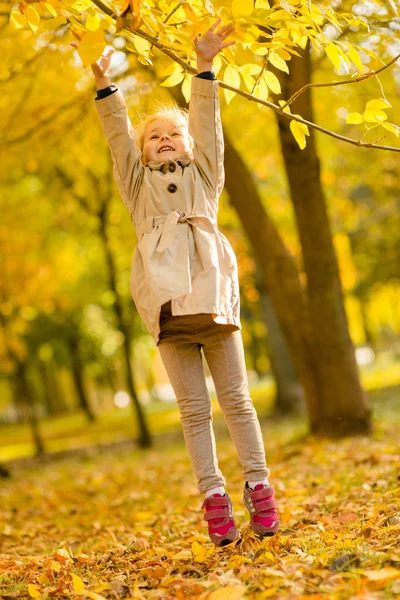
158, 146, 175, 153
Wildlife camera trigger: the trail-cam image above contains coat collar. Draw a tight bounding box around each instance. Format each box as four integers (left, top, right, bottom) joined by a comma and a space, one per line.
145, 152, 192, 173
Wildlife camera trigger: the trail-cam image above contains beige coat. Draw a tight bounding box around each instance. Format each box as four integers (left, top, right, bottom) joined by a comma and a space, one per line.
95, 77, 240, 344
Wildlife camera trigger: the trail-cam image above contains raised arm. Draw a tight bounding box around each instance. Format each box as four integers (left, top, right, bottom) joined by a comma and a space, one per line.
189, 20, 235, 196
71, 44, 143, 212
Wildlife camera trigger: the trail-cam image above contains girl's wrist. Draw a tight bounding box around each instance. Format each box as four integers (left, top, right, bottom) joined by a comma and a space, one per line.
196, 57, 213, 73
95, 75, 112, 90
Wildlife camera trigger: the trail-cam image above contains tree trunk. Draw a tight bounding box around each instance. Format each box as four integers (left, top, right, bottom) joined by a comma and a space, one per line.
98, 198, 152, 448
15, 360, 44, 456
274, 47, 371, 435
223, 132, 321, 423
256, 271, 304, 414
66, 334, 96, 422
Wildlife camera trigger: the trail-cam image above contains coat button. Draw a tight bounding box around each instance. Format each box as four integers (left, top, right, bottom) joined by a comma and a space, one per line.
167, 183, 177, 193
169, 163, 176, 173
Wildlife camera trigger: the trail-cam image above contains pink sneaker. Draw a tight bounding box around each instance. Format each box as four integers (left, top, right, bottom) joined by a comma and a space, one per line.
201, 493, 239, 547
243, 483, 279, 537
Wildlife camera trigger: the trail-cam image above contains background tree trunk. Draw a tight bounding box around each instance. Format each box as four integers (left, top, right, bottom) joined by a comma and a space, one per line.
274, 47, 371, 435
256, 270, 304, 415
66, 333, 96, 422
98, 194, 152, 448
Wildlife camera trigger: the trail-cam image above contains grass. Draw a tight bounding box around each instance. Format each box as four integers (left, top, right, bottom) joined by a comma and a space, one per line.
0, 359, 399, 464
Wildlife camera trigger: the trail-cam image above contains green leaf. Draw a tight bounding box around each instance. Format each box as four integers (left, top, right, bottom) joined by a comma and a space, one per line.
325, 42, 341, 71
232, 0, 254, 18
346, 112, 363, 125
264, 71, 281, 95
268, 53, 289, 73
290, 118, 310, 150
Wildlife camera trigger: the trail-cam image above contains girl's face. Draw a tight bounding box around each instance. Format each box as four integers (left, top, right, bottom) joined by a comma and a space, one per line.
142, 118, 191, 163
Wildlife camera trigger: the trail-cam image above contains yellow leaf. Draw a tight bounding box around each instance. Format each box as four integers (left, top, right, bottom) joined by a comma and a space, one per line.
204, 0, 215, 15
365, 98, 391, 111
172, 549, 192, 560
255, 0, 270, 8
362, 109, 388, 123
72, 574, 86, 593
28, 584, 41, 598
86, 13, 101, 32
37, 574, 51, 585
42, 16, 67, 29
45, 3, 58, 17
253, 76, 268, 101
264, 71, 281, 94
181, 75, 191, 103
269, 53, 289, 73
346, 112, 363, 125
347, 46, 364, 72
208, 586, 246, 600
382, 122, 399, 137
325, 42, 341, 71
191, 541, 207, 563
50, 560, 62, 572
26, 6, 40, 34
364, 567, 400, 582
161, 71, 184, 87
232, 0, 254, 18
77, 28, 106, 68
10, 10, 26, 29
223, 64, 240, 104
290, 118, 310, 149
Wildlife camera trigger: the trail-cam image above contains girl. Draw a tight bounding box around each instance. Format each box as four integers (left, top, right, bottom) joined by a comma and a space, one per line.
79, 19, 279, 547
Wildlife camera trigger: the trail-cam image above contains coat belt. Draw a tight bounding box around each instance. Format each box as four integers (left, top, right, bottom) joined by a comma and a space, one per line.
136, 211, 217, 253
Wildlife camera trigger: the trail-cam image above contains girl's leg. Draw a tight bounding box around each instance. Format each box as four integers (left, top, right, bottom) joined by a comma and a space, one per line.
158, 341, 226, 494
202, 328, 270, 484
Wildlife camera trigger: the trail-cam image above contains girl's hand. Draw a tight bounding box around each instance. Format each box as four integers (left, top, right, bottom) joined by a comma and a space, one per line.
194, 19, 235, 70
70, 42, 115, 79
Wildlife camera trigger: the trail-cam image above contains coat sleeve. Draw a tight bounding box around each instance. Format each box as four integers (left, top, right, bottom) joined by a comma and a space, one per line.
95, 90, 144, 211
188, 77, 224, 197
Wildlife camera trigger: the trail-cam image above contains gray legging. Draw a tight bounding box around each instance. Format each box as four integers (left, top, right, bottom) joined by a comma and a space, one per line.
158, 302, 270, 493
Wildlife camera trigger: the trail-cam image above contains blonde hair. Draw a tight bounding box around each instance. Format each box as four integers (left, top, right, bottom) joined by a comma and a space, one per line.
136, 103, 192, 152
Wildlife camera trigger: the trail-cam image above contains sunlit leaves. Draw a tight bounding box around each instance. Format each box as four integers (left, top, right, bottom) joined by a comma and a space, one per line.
86, 12, 101, 32
290, 118, 310, 149
76, 28, 106, 67
26, 6, 40, 34
223, 64, 241, 104
161, 62, 185, 87
346, 113, 363, 125
72, 573, 85, 592
231, 0, 254, 19
325, 42, 341, 71
346, 99, 398, 138
9, 10, 26, 29
264, 71, 281, 95
269, 52, 289, 73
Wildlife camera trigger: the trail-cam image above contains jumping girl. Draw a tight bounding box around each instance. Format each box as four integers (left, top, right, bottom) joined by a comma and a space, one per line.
74, 18, 279, 546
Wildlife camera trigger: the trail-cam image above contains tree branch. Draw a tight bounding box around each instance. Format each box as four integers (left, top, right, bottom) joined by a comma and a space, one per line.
93, 0, 400, 151
283, 53, 400, 108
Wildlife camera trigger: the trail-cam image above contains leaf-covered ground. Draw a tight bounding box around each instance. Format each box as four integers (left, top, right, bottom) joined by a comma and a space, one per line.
1, 414, 399, 600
